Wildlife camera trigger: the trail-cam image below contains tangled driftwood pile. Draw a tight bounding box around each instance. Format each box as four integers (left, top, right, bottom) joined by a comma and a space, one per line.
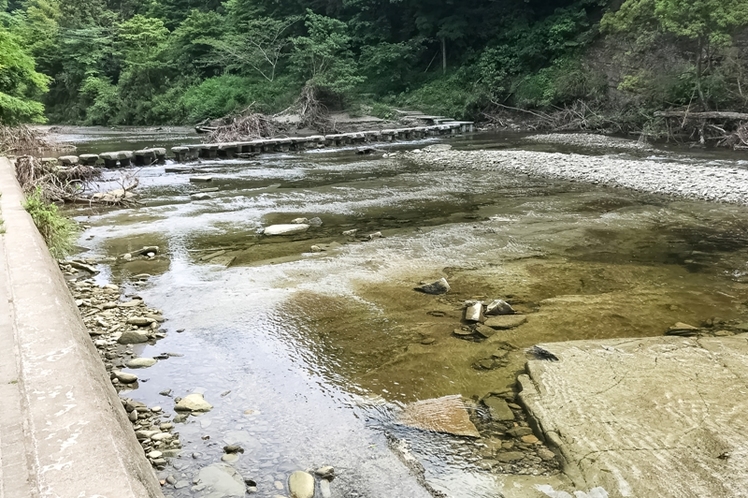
15, 155, 101, 202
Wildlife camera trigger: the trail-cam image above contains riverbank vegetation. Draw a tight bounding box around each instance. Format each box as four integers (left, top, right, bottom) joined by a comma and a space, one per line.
3, 0, 748, 142
22, 186, 76, 257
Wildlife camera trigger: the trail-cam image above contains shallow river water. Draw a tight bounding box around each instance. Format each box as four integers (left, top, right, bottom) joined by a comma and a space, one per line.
63, 128, 748, 497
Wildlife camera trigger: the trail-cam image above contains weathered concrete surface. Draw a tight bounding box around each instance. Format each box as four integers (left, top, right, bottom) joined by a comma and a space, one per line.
519, 336, 748, 498
0, 157, 163, 497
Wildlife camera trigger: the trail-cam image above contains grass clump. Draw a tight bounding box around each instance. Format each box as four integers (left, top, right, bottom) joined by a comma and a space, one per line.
23, 187, 77, 258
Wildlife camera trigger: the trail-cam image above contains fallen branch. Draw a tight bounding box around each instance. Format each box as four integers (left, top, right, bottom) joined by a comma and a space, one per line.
655, 110, 748, 120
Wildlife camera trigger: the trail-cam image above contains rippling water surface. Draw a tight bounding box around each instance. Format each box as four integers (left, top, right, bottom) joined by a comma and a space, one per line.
64, 128, 748, 497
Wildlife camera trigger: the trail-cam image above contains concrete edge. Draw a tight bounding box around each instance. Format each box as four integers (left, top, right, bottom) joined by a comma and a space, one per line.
0, 157, 164, 497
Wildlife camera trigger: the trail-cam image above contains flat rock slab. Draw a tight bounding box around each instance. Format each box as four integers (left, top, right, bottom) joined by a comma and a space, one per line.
519, 336, 748, 498
485, 315, 527, 329
397, 394, 480, 437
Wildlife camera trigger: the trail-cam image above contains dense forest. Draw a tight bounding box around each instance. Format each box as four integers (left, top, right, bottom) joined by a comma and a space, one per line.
3, 0, 748, 131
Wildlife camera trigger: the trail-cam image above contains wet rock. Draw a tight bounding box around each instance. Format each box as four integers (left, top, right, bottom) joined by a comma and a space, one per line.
485, 299, 515, 316
666, 322, 700, 336
113, 371, 138, 384
175, 393, 213, 412
453, 327, 474, 337
118, 299, 144, 308
474, 324, 497, 339
190, 193, 212, 201
127, 316, 155, 326
308, 217, 323, 226
264, 224, 310, 236
367, 231, 383, 240
315, 466, 334, 480
342, 229, 358, 236
522, 435, 540, 444
537, 448, 556, 461
320, 479, 332, 498
398, 395, 480, 437
483, 396, 515, 422
288, 471, 315, 498
464, 301, 482, 322
507, 426, 534, 438
197, 463, 246, 497
125, 357, 157, 368
189, 176, 213, 182
224, 445, 244, 454
310, 245, 323, 252
291, 218, 309, 224
415, 278, 450, 295
496, 451, 525, 463
118, 331, 149, 344
484, 315, 527, 329
221, 453, 240, 463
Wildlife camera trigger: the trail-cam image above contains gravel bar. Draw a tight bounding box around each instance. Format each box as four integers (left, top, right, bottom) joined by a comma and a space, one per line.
408, 148, 748, 205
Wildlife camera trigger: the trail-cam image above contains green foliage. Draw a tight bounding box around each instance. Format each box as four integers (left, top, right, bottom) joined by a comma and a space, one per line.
179, 75, 297, 122
290, 10, 364, 95
512, 58, 606, 108
23, 187, 77, 258
400, 70, 483, 120
0, 26, 49, 124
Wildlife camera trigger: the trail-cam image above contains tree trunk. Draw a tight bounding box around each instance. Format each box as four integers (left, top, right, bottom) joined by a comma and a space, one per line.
696, 36, 707, 110
441, 37, 446, 74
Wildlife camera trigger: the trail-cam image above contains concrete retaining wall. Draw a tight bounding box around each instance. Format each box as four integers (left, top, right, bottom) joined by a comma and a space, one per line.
0, 157, 163, 497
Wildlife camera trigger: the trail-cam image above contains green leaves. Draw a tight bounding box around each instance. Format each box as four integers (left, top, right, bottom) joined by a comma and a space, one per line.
0, 26, 50, 124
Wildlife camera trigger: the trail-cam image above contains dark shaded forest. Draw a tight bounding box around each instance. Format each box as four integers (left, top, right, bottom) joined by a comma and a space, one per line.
3, 0, 748, 132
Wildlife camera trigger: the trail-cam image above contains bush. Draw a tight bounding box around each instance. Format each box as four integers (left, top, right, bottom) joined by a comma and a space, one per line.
180, 75, 298, 122
399, 70, 484, 119
23, 187, 77, 258
512, 58, 606, 108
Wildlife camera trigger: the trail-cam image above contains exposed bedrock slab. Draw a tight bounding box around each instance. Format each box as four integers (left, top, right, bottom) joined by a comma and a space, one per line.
519, 335, 748, 498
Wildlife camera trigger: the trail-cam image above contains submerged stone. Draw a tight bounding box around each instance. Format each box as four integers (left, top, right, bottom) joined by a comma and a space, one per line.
197, 463, 246, 497
288, 471, 315, 498
483, 396, 515, 421
175, 393, 213, 412
484, 315, 527, 329
398, 395, 480, 437
415, 278, 450, 295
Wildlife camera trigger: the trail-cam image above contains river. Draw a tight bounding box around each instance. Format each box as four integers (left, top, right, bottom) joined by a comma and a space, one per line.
60, 127, 748, 497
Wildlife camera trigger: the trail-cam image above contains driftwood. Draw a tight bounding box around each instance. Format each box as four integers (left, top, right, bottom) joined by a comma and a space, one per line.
15, 156, 101, 202
655, 111, 748, 120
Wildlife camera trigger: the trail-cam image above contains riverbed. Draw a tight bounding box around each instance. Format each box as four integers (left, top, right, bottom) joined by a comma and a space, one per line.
63, 129, 748, 497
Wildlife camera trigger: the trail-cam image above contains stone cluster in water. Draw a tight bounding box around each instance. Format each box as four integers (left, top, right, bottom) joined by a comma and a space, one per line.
61, 256, 339, 498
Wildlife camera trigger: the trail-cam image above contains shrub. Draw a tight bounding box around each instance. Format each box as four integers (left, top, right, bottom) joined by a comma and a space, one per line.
23, 187, 77, 258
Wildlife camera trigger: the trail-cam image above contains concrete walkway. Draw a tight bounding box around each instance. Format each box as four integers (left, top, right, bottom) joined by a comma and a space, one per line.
0, 157, 162, 497
519, 336, 748, 498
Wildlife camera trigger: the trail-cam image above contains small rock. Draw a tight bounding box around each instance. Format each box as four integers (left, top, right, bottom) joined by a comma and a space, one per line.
291, 218, 309, 224
128, 410, 138, 422
484, 315, 527, 329
117, 331, 149, 344
415, 278, 450, 295
308, 217, 323, 226
367, 232, 383, 240
485, 299, 515, 316
315, 466, 334, 479
114, 371, 138, 384
496, 451, 524, 463
464, 302, 482, 322
453, 327, 474, 337
288, 471, 315, 498
310, 245, 323, 252
190, 193, 212, 201
175, 393, 213, 412
537, 448, 556, 461
320, 479, 332, 498
507, 426, 534, 438
522, 435, 540, 444
483, 396, 515, 422
147, 450, 163, 459
342, 229, 358, 236
221, 453, 240, 463
224, 445, 244, 454
127, 317, 155, 326
125, 357, 157, 368
474, 324, 497, 339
